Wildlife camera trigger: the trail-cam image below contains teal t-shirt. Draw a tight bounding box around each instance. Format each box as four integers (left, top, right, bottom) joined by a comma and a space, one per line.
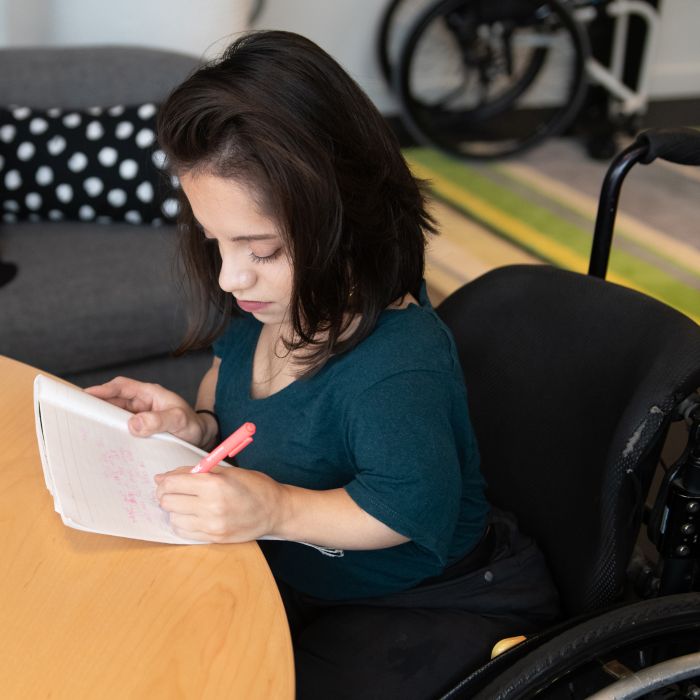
213, 287, 489, 600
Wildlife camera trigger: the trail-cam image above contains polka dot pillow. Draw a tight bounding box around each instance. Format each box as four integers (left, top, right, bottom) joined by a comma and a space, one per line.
0, 104, 180, 226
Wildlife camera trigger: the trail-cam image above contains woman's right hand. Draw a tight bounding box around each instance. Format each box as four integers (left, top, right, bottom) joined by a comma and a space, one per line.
85, 377, 213, 447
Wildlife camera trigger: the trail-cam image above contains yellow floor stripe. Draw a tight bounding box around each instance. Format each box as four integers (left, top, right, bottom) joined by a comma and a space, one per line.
411, 159, 643, 293
431, 200, 540, 271
498, 162, 700, 276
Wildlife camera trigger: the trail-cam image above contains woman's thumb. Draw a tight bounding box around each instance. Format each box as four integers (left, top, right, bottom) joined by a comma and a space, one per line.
129, 411, 162, 436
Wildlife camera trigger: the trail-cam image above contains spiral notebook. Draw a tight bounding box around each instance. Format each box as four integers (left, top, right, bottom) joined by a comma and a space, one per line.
33, 374, 343, 554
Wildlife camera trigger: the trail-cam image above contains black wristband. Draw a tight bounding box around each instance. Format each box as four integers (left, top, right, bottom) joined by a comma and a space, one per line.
195, 409, 220, 439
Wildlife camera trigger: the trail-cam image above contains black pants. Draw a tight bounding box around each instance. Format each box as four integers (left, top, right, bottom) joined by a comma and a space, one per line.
277, 510, 561, 700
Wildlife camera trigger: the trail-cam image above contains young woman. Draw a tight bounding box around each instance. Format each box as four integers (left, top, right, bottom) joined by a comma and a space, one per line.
87, 30, 559, 699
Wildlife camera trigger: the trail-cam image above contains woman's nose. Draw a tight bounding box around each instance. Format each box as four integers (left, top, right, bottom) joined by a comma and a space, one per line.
219, 257, 257, 293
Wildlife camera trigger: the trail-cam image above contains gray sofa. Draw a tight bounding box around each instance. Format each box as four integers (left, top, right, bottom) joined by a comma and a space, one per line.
0, 46, 212, 403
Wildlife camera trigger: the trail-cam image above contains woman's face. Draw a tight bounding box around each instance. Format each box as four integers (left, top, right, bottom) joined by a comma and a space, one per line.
180, 172, 293, 328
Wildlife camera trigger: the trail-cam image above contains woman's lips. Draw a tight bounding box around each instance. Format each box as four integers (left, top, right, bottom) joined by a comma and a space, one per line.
236, 300, 271, 313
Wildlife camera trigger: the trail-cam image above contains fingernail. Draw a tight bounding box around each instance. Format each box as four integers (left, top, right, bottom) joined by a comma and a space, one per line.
131, 416, 143, 432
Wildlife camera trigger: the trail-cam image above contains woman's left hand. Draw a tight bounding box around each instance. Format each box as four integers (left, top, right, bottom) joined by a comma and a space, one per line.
155, 467, 284, 543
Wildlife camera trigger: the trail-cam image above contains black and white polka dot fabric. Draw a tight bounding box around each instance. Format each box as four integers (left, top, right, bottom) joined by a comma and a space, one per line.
0, 104, 180, 225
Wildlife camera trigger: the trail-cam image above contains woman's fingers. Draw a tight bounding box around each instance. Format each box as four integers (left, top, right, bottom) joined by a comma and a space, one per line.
168, 513, 210, 542
159, 492, 199, 515
85, 376, 158, 412
156, 470, 214, 499
86, 378, 203, 441
159, 476, 231, 542
128, 406, 190, 437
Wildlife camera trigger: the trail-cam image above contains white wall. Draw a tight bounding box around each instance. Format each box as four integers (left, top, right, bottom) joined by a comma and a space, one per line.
647, 0, 700, 98
1, 0, 698, 111
0, 0, 253, 58
252, 0, 395, 110
0, 0, 397, 110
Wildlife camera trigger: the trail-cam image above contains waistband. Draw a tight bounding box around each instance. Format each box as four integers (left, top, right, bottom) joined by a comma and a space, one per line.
417, 524, 497, 588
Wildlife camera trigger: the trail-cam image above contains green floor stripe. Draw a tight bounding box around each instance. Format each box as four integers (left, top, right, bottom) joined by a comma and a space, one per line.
492, 163, 700, 280
406, 148, 700, 323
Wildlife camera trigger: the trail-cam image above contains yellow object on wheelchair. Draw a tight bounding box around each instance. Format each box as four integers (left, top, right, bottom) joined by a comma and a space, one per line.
491, 635, 527, 659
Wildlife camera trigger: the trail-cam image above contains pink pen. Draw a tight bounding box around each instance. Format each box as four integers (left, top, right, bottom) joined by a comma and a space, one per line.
191, 422, 256, 474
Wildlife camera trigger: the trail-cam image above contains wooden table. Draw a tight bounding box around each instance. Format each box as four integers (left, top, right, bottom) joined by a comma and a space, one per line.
0, 356, 294, 699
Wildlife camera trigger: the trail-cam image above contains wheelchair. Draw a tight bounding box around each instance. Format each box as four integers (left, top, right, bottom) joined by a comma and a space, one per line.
434, 127, 700, 698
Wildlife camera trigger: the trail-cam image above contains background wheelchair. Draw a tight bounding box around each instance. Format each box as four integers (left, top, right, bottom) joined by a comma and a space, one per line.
434, 127, 700, 697
379, 0, 662, 160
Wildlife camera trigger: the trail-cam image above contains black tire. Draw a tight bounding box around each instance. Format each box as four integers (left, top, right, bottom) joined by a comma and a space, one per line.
378, 0, 549, 117
377, 0, 437, 88
471, 593, 700, 699
394, 0, 590, 159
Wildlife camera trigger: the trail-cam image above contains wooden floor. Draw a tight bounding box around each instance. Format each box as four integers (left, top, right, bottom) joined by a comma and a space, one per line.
425, 198, 539, 305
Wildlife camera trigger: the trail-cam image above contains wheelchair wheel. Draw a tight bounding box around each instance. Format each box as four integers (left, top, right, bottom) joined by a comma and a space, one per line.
471, 593, 700, 699
394, 0, 590, 159
377, 0, 436, 87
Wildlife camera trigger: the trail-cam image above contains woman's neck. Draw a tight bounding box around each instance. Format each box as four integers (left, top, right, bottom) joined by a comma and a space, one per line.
249, 293, 419, 399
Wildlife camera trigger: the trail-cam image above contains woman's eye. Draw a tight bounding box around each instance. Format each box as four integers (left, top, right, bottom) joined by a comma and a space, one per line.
249, 249, 281, 264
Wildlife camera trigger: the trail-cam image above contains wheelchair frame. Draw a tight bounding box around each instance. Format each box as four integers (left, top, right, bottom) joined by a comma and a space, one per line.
441, 127, 700, 699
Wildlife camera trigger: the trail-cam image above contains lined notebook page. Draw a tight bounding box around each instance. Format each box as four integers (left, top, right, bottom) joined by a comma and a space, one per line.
34, 375, 206, 544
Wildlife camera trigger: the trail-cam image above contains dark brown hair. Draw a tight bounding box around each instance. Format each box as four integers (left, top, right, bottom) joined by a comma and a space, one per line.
158, 30, 436, 375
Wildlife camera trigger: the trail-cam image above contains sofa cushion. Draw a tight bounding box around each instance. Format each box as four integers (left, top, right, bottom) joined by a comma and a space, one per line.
0, 221, 190, 375
1, 104, 179, 225
0, 46, 200, 110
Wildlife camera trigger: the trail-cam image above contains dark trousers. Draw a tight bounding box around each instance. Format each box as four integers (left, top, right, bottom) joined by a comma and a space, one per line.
277, 510, 561, 700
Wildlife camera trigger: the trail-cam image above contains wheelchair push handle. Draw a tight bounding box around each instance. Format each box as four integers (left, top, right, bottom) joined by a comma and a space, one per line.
589, 126, 700, 278
636, 127, 700, 166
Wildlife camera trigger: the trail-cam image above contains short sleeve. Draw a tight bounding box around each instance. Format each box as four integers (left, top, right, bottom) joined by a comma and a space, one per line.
344, 370, 467, 565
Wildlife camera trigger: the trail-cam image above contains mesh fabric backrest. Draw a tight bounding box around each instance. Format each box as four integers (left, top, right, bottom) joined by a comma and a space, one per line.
437, 265, 700, 615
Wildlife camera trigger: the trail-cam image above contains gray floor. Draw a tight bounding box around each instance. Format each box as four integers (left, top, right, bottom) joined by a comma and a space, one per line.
514, 136, 700, 250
